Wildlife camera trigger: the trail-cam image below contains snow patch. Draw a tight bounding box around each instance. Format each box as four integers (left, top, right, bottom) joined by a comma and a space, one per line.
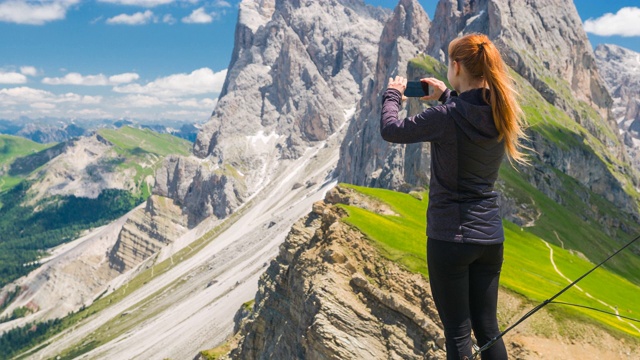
344, 106, 356, 121
466, 10, 485, 26
247, 130, 280, 146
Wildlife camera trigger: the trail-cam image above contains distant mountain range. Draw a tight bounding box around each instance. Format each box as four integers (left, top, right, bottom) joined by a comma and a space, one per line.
0, 118, 202, 144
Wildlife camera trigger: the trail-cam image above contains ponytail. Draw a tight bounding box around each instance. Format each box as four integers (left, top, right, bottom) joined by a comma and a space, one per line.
448, 34, 528, 164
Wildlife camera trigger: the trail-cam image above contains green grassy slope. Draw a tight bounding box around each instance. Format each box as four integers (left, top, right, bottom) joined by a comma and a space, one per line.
97, 126, 192, 198
0, 135, 54, 192
339, 183, 640, 339
0, 127, 192, 295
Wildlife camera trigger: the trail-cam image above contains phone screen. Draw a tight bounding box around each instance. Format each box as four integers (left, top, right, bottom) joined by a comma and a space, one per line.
404, 81, 429, 97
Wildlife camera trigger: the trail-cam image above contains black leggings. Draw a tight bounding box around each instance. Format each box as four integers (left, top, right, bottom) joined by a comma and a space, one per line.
427, 238, 508, 360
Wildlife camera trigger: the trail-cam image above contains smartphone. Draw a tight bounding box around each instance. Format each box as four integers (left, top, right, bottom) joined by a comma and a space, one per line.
404, 80, 429, 97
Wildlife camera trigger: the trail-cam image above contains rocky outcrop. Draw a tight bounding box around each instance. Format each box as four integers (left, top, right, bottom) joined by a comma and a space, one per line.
109, 195, 188, 272
22, 135, 135, 203
227, 187, 447, 359
153, 155, 242, 227
338, 0, 431, 189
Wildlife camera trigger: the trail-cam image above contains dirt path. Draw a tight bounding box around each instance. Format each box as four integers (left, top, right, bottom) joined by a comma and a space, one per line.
541, 239, 640, 334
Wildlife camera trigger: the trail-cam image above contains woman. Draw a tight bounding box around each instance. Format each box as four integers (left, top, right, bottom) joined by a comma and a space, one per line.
380, 33, 527, 360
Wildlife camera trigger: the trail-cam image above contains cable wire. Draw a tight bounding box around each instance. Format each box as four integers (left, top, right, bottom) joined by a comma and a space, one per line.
470, 233, 640, 359
550, 301, 640, 323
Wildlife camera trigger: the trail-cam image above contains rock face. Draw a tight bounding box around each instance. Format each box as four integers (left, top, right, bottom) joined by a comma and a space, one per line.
109, 195, 188, 272
23, 135, 135, 203
594, 43, 640, 167
114, 0, 392, 271
228, 187, 447, 359
153, 155, 242, 227
193, 0, 387, 170
338, 0, 431, 189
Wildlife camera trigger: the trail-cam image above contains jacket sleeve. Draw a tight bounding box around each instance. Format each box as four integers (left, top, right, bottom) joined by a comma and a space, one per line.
380, 88, 454, 144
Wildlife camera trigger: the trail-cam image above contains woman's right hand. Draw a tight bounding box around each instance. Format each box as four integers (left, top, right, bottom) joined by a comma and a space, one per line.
419, 78, 447, 101
388, 76, 407, 94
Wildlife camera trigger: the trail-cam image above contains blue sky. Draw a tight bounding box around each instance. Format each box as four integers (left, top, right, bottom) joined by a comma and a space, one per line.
0, 0, 638, 123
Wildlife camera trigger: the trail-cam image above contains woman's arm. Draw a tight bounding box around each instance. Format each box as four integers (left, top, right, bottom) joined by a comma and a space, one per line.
380, 87, 454, 144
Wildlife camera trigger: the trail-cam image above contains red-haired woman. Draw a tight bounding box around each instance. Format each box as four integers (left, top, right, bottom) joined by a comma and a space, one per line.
380, 33, 527, 360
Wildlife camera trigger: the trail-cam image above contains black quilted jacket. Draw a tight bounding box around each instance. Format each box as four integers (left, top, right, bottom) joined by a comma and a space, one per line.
380, 87, 505, 244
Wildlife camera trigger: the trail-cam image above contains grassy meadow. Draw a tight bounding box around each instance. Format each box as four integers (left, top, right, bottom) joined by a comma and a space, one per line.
0, 135, 54, 193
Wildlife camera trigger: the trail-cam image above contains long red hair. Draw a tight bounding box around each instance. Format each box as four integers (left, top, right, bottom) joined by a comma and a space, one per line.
448, 33, 528, 164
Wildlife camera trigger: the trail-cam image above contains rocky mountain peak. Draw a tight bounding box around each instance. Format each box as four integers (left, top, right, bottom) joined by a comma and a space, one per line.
120, 0, 392, 271
594, 43, 640, 168
428, 0, 612, 116
338, 0, 431, 189
595, 43, 640, 100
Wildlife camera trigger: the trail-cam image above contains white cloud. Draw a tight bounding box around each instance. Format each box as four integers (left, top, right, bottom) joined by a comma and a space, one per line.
31, 102, 56, 109
98, 0, 174, 7
43, 73, 108, 86
116, 94, 165, 108
0, 72, 27, 84
182, 7, 216, 24
20, 66, 38, 76
165, 108, 212, 118
107, 10, 155, 25
162, 13, 175, 24
109, 73, 140, 84
90, 16, 104, 24
0, 86, 101, 105
0, 0, 79, 25
178, 97, 217, 108
213, 0, 231, 7
43, 72, 140, 86
114, 68, 227, 97
1, 67, 224, 121
0, 86, 50, 101
584, 7, 640, 37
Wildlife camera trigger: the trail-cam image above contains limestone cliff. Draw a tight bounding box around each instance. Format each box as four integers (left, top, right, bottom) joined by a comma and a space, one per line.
338, 0, 431, 189
192, 0, 387, 176
228, 187, 447, 359
109, 195, 188, 272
